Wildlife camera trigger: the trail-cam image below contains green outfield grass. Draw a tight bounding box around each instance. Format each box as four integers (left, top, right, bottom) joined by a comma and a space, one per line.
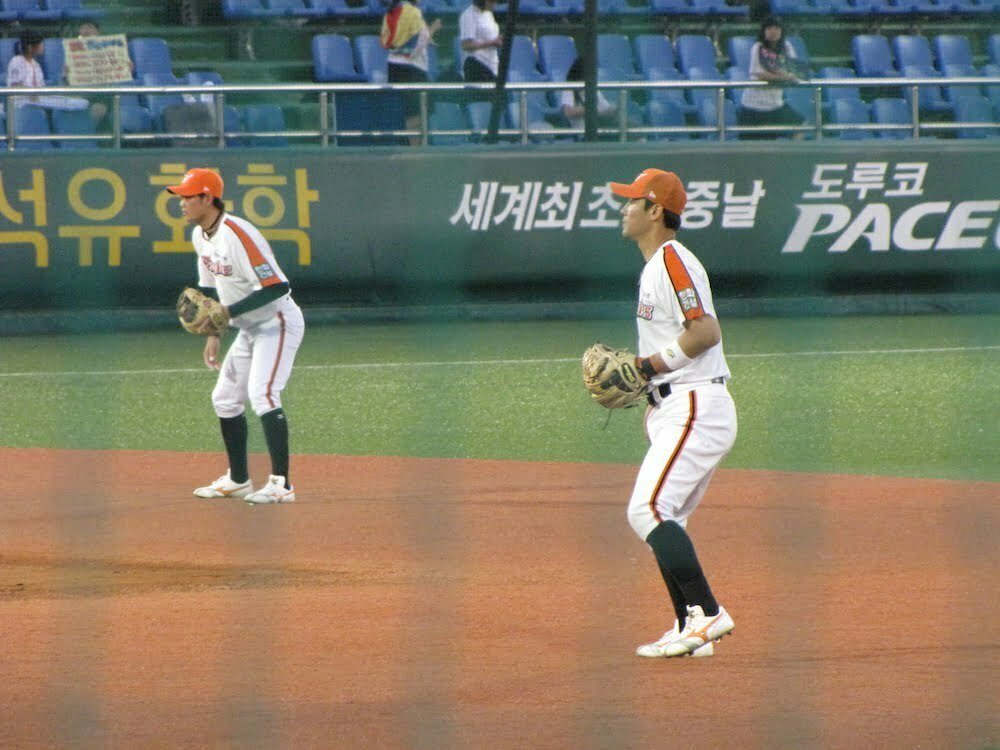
1, 314, 997, 481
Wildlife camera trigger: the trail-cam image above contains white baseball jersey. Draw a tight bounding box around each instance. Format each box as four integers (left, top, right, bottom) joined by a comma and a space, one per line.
626, 238, 737, 541
193, 213, 295, 330
636, 239, 731, 387
459, 5, 500, 75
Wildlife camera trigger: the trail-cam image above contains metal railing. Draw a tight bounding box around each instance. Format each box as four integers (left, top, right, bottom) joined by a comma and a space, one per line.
2, 76, 999, 150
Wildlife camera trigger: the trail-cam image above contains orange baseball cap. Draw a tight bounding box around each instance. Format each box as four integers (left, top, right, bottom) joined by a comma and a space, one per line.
166, 168, 224, 199
609, 169, 687, 215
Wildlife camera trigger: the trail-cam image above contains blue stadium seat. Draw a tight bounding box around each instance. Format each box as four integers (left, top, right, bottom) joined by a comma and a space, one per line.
353, 34, 388, 83
892, 35, 934, 71
645, 67, 697, 116
518, 0, 579, 16
119, 103, 153, 139
42, 0, 104, 19
333, 91, 406, 145
932, 35, 973, 70
0, 38, 18, 70
509, 35, 543, 79
726, 35, 754, 73
769, 0, 833, 13
467, 100, 502, 139
828, 0, 874, 14
51, 108, 98, 149
597, 0, 651, 15
871, 97, 912, 139
852, 34, 899, 77
422, 0, 464, 13
820, 66, 863, 109
633, 34, 677, 76
222, 0, 276, 17
14, 104, 54, 150
242, 103, 288, 146
687, 65, 725, 111
909, 0, 952, 11
2, 0, 60, 20
538, 35, 578, 81
982, 63, 1000, 111
901, 65, 952, 114
725, 65, 749, 105
266, 0, 323, 16
868, 0, 919, 14
831, 98, 873, 139
129, 38, 173, 79
141, 72, 184, 128
312, 0, 377, 16
786, 86, 817, 127
312, 34, 367, 82
428, 102, 469, 145
507, 90, 560, 142
950, 0, 999, 11
40, 37, 65, 85
184, 71, 225, 87
598, 34, 638, 80
786, 35, 811, 70
942, 64, 982, 104
953, 95, 997, 138
652, 0, 746, 13
989, 34, 1000, 67
645, 97, 687, 140
697, 98, 737, 139
675, 34, 718, 76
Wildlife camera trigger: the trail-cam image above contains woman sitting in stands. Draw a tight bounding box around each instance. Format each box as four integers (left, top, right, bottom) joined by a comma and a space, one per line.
739, 16, 803, 139
381, 0, 442, 145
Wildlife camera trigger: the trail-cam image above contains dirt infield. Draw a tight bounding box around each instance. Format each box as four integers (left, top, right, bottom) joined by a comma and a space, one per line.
0, 447, 996, 749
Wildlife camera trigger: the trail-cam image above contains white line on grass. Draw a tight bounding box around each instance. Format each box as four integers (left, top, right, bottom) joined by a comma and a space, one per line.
0, 344, 997, 379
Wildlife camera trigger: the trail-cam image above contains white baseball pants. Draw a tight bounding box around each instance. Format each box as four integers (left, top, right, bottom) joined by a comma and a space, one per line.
211, 306, 305, 418
627, 382, 737, 541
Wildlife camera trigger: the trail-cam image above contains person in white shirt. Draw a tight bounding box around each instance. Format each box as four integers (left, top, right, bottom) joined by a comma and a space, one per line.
607, 168, 738, 659
167, 168, 306, 505
459, 0, 501, 83
558, 56, 617, 134
5, 30, 46, 107
739, 16, 803, 139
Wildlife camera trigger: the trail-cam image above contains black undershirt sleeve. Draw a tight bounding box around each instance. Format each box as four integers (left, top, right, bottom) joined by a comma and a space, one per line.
226, 282, 290, 318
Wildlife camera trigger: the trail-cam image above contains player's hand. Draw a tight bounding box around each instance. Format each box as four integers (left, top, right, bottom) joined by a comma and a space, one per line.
203, 335, 221, 370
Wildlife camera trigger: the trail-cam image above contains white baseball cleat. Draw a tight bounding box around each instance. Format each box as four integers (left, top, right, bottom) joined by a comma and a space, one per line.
661, 605, 734, 657
636, 619, 715, 658
244, 475, 295, 504
194, 470, 254, 499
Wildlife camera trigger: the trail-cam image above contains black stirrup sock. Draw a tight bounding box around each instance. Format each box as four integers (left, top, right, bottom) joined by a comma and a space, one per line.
219, 414, 249, 484
646, 520, 719, 617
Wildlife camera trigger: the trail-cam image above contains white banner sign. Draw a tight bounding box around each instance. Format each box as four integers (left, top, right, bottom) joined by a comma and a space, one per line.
64, 34, 133, 86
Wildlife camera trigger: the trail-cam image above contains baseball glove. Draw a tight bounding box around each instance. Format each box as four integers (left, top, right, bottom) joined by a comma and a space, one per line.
581, 342, 649, 409
176, 287, 230, 336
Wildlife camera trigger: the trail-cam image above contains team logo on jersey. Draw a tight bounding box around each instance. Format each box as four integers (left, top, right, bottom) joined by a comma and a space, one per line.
677, 287, 699, 312
254, 263, 275, 279
201, 256, 233, 276
636, 302, 654, 320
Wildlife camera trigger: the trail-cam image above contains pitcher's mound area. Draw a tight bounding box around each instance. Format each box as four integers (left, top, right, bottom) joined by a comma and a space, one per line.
0, 448, 996, 748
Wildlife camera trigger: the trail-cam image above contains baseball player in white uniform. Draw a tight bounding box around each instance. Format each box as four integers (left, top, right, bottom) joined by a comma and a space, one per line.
610, 168, 737, 657
167, 168, 305, 504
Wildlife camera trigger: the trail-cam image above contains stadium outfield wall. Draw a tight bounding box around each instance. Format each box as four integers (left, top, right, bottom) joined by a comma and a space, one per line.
1, 140, 998, 333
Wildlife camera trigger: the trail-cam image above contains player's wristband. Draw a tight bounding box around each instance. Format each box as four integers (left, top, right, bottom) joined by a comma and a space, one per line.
661, 340, 693, 372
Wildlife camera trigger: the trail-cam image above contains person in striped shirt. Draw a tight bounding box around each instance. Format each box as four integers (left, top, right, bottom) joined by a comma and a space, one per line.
167, 168, 306, 505
609, 168, 738, 658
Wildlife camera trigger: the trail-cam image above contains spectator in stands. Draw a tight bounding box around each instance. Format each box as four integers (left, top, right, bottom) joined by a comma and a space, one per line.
558, 57, 617, 134
6, 30, 46, 105
459, 0, 501, 84
738, 16, 803, 139
381, 0, 442, 144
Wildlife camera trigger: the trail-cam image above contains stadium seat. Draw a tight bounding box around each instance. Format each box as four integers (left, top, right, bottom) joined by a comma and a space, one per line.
686, 65, 724, 110
597, 0, 651, 15
184, 71, 225, 87
333, 91, 406, 145
675, 35, 718, 76
819, 66, 862, 108
769, 0, 833, 13
786, 86, 817, 127
852, 35, 899, 77
0, 38, 18, 71
467, 100, 503, 139
697, 98, 737, 140
42, 0, 105, 20
633, 34, 677, 77
422, 0, 464, 13
981, 63, 1000, 111
242, 103, 288, 146
868, 0, 918, 14
538, 35, 578, 81
428, 101, 469, 145
507, 90, 560, 142
119, 103, 153, 140
313, 34, 367, 82
14, 104, 54, 150
645, 67, 697, 116
652, 0, 746, 13
900, 65, 952, 115
932, 35, 973, 70
51, 107, 98, 149
40, 37, 65, 85
353, 34, 389, 83
518, 0, 579, 17
508, 35, 543, 80
950, 0, 999, 12
2, 0, 60, 21
831, 98, 873, 139
129, 38, 173, 79
989, 34, 1000, 67
828, 0, 874, 14
141, 72, 184, 128
266, 0, 323, 16
312, 0, 377, 16
953, 95, 997, 138
942, 64, 982, 104
726, 35, 754, 73
871, 97, 912, 139
725, 65, 749, 105
892, 35, 934, 71
221, 0, 278, 17
645, 97, 687, 140
597, 34, 638, 80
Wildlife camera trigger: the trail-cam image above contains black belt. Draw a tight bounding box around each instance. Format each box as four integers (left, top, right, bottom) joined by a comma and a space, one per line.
647, 376, 726, 406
